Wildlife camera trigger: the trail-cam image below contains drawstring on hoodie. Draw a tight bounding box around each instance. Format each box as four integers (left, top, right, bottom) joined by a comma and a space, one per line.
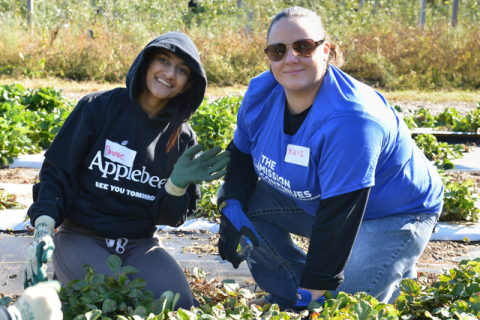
105, 238, 129, 254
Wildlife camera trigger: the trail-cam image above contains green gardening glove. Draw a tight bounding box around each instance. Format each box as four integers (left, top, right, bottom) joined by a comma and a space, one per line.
23, 216, 55, 289
169, 145, 230, 189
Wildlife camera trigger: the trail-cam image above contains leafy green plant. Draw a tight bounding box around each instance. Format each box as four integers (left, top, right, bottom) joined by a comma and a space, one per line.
437, 107, 461, 128
189, 96, 241, 151
0, 84, 73, 165
396, 258, 480, 320
414, 133, 464, 170
307, 291, 399, 320
441, 176, 480, 222
60, 255, 164, 319
452, 107, 480, 133
59, 255, 308, 320
406, 108, 438, 129
191, 180, 222, 221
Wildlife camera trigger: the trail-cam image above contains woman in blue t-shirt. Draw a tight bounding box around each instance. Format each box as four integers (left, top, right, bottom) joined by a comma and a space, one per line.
217, 6, 443, 310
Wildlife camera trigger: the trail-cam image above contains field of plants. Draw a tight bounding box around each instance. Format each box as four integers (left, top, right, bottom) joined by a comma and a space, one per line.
1, 0, 480, 319
2, 254, 480, 319
0, 83, 479, 222
0, 0, 479, 89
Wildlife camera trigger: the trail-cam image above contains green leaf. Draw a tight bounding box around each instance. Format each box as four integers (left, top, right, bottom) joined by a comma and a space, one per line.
102, 298, 117, 313
223, 282, 239, 295
121, 266, 139, 274
238, 288, 255, 299
354, 300, 373, 320
91, 274, 105, 286
84, 310, 102, 320
399, 279, 421, 296
106, 255, 122, 273
74, 279, 89, 290
128, 278, 147, 289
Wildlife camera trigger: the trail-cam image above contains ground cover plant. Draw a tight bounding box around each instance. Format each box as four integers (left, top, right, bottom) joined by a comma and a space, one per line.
0, 83, 73, 165
0, 0, 479, 89
2, 255, 480, 319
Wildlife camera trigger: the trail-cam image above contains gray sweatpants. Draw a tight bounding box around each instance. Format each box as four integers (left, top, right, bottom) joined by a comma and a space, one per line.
52, 219, 194, 310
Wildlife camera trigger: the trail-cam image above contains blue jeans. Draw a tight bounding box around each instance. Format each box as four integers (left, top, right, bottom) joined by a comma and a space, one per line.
243, 180, 437, 309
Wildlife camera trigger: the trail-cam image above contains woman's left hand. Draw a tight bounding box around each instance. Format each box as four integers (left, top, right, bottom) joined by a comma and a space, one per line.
170, 145, 231, 188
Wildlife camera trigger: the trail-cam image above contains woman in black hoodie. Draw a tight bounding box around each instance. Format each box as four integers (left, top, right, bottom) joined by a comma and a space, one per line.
23, 31, 229, 310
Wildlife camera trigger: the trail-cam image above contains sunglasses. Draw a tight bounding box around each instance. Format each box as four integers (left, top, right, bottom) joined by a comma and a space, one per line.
264, 39, 325, 62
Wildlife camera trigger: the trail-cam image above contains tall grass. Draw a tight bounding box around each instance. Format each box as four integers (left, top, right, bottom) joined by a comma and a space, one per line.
0, 0, 479, 89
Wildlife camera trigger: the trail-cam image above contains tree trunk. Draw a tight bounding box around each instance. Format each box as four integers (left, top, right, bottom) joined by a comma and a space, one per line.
452, 0, 459, 27
27, 0, 33, 29
419, 0, 427, 29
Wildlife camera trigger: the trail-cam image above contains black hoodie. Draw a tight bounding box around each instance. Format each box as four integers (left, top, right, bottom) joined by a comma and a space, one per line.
28, 32, 206, 239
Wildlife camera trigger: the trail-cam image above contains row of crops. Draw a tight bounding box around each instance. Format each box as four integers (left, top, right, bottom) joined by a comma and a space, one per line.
1, 84, 479, 222
1, 84, 480, 318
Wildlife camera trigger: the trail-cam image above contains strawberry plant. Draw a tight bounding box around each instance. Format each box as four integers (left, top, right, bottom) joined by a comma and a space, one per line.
407, 108, 438, 129
414, 133, 464, 170
189, 96, 241, 221
396, 258, 480, 319
0, 84, 73, 165
191, 180, 223, 221
58, 255, 308, 319
452, 107, 480, 133
190, 95, 241, 151
441, 175, 480, 222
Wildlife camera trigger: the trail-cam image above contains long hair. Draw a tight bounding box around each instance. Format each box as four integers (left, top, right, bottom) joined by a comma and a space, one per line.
137, 48, 199, 152
267, 6, 344, 68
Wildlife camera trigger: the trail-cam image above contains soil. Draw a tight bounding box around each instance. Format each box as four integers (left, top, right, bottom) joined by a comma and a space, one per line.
390, 100, 478, 117
0, 168, 39, 184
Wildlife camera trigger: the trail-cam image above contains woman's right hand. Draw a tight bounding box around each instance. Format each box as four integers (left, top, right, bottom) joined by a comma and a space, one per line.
23, 215, 56, 289
169, 145, 230, 189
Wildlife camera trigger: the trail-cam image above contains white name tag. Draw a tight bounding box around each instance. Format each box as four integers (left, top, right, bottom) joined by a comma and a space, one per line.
104, 139, 137, 167
284, 144, 310, 167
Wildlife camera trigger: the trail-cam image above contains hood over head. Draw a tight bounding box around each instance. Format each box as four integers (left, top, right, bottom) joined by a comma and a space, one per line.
126, 31, 207, 117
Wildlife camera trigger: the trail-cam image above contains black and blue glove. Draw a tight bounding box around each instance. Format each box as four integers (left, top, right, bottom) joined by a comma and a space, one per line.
218, 199, 260, 268
294, 288, 326, 311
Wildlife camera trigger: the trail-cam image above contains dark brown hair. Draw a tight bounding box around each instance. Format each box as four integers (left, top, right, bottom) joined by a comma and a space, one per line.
267, 6, 344, 68
137, 48, 198, 152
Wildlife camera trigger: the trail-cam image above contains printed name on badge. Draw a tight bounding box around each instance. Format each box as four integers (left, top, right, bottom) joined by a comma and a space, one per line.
104, 139, 137, 167
284, 144, 310, 167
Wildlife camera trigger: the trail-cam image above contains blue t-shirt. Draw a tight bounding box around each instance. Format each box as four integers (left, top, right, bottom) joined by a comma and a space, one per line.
233, 66, 443, 219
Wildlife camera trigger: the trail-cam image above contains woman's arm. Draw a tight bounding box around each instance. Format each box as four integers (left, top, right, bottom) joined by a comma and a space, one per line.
300, 187, 371, 296
28, 158, 80, 228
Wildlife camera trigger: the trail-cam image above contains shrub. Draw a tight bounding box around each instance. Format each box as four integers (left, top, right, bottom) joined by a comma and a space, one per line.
0, 84, 73, 165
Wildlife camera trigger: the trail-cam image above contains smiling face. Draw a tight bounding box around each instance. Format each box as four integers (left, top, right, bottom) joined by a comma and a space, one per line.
139, 49, 193, 118
268, 17, 329, 98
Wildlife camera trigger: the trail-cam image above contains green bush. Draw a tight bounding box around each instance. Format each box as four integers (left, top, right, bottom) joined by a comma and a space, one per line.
0, 84, 73, 165
441, 176, 480, 222
189, 95, 241, 220
189, 95, 241, 151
